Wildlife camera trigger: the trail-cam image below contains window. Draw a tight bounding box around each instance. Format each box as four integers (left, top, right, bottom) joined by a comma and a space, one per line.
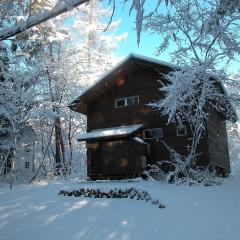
24, 144, 31, 152
115, 98, 125, 107
176, 125, 187, 136
127, 96, 139, 106
144, 128, 163, 139
115, 96, 139, 108
25, 162, 30, 169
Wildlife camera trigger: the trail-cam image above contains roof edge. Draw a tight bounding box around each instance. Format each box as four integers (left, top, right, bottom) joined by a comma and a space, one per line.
76, 124, 143, 141
67, 53, 176, 110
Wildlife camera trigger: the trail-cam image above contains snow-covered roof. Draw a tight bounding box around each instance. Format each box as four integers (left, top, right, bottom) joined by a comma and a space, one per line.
77, 124, 143, 141
68, 53, 176, 111
19, 126, 38, 143
130, 53, 177, 69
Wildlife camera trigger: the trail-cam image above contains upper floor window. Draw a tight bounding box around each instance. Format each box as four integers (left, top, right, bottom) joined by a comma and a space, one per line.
144, 128, 163, 139
176, 125, 187, 136
24, 144, 31, 152
115, 96, 139, 108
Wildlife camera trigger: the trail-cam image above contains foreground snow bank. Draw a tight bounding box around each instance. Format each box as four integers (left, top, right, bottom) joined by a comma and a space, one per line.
1, 176, 240, 240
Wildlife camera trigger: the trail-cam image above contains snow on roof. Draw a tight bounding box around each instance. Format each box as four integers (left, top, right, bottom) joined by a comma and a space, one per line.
133, 137, 149, 145
130, 53, 177, 69
76, 124, 143, 141
68, 53, 176, 107
20, 126, 38, 142
218, 80, 238, 122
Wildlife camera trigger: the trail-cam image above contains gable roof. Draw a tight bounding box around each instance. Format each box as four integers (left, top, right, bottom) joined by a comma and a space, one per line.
19, 126, 38, 143
68, 53, 176, 114
68, 53, 237, 122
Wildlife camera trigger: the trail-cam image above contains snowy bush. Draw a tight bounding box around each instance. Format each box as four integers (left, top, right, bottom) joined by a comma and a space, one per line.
227, 122, 240, 174
147, 140, 222, 185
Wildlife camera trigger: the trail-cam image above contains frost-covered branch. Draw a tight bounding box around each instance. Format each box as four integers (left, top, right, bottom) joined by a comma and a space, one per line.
0, 0, 89, 41
144, 0, 240, 181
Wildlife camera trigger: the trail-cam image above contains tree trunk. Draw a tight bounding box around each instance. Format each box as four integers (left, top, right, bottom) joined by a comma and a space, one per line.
54, 117, 62, 175
68, 114, 73, 174
53, 113, 67, 175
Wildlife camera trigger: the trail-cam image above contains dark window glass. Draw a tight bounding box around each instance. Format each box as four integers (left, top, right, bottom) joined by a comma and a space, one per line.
115, 99, 125, 107
25, 162, 30, 169
176, 125, 187, 136
24, 144, 31, 152
127, 96, 139, 106
115, 96, 139, 108
144, 128, 163, 139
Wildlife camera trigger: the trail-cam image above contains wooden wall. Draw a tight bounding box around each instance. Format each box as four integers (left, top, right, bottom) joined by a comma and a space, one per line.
87, 137, 147, 179
86, 67, 213, 168
87, 69, 164, 131
207, 107, 231, 174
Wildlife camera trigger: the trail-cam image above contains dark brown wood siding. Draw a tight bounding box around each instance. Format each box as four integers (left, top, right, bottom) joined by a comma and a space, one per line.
73, 57, 232, 178
87, 69, 169, 130
87, 137, 148, 179
207, 108, 231, 173
86, 68, 211, 167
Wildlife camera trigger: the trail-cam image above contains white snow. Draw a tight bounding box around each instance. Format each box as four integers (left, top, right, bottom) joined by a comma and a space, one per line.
130, 53, 177, 69
133, 136, 148, 144
77, 124, 143, 141
1, 175, 240, 240
0, 0, 88, 41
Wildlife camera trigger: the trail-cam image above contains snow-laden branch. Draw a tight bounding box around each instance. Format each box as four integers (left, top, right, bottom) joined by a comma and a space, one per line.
0, 0, 89, 41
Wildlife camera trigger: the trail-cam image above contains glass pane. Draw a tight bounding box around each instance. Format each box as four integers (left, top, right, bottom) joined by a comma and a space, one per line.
153, 129, 162, 138
177, 126, 186, 136
127, 96, 138, 106
145, 128, 163, 139
116, 99, 125, 107
145, 130, 151, 139
25, 162, 30, 168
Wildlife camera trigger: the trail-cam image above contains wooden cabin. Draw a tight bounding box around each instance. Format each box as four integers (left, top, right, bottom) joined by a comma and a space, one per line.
69, 54, 236, 179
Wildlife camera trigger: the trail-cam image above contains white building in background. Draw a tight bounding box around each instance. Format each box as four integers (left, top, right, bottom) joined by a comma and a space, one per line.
13, 126, 38, 179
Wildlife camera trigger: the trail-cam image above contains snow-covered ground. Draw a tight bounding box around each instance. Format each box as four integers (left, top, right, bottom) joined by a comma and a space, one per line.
1, 175, 240, 240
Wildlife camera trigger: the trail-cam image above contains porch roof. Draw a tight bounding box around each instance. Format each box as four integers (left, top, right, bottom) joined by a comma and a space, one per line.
76, 124, 143, 141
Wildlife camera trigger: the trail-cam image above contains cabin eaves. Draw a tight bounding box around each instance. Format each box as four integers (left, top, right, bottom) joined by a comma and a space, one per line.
77, 124, 143, 141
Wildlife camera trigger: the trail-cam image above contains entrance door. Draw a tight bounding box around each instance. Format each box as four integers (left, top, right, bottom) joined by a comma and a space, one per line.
100, 140, 129, 176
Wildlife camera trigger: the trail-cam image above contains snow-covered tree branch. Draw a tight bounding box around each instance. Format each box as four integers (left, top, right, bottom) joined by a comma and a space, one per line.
0, 0, 89, 41
144, 0, 240, 181
0, 0, 128, 183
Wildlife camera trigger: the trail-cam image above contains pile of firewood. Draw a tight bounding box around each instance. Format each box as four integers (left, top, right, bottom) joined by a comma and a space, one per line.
59, 187, 166, 208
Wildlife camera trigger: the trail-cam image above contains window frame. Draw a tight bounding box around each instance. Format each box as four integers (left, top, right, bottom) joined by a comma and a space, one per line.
115, 96, 139, 108
115, 97, 126, 108
25, 162, 30, 169
144, 128, 163, 139
176, 125, 187, 136
24, 144, 31, 152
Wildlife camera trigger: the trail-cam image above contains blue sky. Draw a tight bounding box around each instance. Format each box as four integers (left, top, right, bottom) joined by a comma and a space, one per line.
64, 1, 239, 74
108, 1, 239, 75
110, 1, 171, 61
